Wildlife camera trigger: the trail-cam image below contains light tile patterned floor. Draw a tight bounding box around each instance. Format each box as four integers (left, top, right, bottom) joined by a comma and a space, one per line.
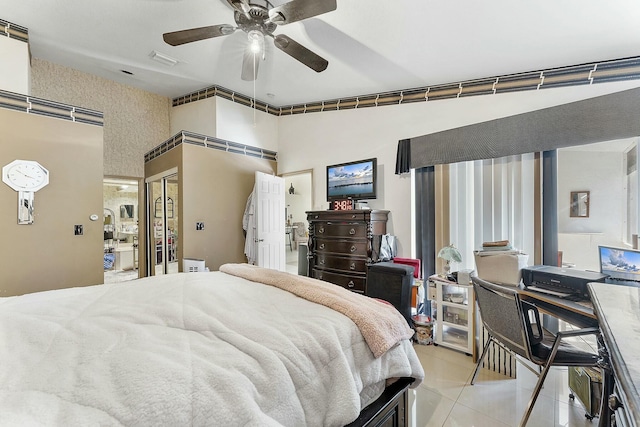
409, 343, 599, 427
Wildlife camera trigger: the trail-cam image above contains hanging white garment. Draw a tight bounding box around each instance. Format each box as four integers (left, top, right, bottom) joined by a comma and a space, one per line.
243, 186, 256, 265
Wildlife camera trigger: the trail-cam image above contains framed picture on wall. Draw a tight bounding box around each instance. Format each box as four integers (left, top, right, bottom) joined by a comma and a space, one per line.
570, 191, 589, 218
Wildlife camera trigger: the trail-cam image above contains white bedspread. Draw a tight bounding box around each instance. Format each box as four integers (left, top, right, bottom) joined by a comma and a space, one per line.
0, 271, 424, 426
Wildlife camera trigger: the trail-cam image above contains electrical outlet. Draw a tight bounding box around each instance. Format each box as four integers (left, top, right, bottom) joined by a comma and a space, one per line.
74, 225, 83, 235
196, 222, 204, 231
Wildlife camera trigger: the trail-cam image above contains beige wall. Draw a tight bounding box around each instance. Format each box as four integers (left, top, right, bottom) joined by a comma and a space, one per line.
171, 97, 217, 137
30, 59, 172, 178
0, 108, 103, 296
181, 144, 276, 270
145, 144, 276, 273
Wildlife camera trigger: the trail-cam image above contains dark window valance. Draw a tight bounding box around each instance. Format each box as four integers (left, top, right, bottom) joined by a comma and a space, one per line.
404, 86, 640, 169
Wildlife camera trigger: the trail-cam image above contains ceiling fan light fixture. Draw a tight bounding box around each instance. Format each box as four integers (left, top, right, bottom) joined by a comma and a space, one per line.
247, 30, 264, 54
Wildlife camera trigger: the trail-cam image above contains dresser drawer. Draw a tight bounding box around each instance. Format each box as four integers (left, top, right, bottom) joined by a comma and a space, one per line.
308, 211, 367, 222
314, 238, 369, 256
313, 254, 368, 273
312, 269, 366, 293
312, 222, 367, 238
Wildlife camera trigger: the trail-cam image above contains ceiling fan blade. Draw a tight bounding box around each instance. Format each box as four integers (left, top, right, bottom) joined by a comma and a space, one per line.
163, 24, 235, 46
268, 0, 337, 25
241, 46, 260, 81
274, 34, 328, 72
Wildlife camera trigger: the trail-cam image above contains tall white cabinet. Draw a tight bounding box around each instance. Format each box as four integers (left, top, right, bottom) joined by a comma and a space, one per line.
430, 275, 475, 356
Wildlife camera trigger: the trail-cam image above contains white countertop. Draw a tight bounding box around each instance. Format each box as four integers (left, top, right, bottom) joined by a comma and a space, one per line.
588, 282, 640, 425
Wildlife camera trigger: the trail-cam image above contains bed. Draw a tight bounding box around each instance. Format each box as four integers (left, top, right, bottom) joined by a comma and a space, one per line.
0, 263, 424, 426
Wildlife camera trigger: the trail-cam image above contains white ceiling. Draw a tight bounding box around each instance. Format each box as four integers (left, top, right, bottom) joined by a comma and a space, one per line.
3, 0, 640, 106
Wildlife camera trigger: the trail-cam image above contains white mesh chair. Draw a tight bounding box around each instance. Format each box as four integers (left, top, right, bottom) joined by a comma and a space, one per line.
471, 275, 600, 426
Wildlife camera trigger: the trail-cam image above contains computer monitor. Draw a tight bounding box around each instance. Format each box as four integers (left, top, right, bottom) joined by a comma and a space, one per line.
598, 245, 640, 285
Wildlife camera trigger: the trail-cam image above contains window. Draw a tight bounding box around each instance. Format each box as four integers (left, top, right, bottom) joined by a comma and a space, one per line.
440, 154, 537, 272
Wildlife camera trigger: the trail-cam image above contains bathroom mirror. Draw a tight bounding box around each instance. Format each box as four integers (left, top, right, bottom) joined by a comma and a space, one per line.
570, 191, 590, 218
120, 204, 134, 219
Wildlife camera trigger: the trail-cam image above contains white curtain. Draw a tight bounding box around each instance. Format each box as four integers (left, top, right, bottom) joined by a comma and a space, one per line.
447, 154, 537, 272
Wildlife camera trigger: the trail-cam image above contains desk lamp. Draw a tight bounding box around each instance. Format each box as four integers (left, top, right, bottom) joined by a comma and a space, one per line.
437, 244, 462, 276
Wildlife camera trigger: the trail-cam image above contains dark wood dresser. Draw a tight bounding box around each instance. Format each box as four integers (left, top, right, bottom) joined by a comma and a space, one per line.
306, 209, 389, 293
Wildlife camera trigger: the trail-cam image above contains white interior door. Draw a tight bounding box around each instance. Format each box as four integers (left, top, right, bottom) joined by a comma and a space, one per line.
255, 171, 285, 271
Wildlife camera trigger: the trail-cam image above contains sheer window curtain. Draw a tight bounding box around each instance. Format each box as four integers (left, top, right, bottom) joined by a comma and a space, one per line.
445, 154, 537, 272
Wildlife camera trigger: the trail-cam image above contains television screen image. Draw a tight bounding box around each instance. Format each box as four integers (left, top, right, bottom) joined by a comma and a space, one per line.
599, 246, 640, 283
327, 158, 377, 201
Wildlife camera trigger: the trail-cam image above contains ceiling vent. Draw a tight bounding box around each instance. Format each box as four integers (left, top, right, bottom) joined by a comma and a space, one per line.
150, 50, 179, 66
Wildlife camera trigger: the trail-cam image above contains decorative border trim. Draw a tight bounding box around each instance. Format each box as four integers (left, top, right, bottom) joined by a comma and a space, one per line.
0, 19, 28, 43
173, 56, 640, 116
0, 89, 104, 126
144, 130, 278, 163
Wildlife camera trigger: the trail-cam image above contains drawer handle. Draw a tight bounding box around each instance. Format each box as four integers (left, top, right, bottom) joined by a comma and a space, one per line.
351, 214, 356, 219
319, 243, 325, 250
349, 228, 356, 235
318, 226, 325, 234
350, 245, 357, 253
347, 281, 355, 288
314, 215, 319, 219
349, 262, 356, 270
317, 273, 323, 279
319, 258, 325, 265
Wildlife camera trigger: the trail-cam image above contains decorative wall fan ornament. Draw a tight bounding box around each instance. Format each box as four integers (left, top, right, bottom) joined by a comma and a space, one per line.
163, 0, 336, 81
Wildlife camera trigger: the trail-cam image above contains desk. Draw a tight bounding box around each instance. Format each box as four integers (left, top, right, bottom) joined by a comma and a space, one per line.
588, 283, 640, 427
519, 289, 598, 328
519, 287, 611, 427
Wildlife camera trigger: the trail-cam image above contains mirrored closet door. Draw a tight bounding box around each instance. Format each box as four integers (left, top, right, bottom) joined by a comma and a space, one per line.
146, 169, 179, 275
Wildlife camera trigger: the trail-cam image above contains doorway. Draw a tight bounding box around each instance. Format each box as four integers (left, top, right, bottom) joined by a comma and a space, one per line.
146, 169, 179, 276
281, 170, 313, 274
103, 177, 140, 284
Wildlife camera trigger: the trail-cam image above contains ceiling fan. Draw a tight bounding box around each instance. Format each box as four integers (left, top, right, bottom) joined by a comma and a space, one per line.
162, 0, 337, 81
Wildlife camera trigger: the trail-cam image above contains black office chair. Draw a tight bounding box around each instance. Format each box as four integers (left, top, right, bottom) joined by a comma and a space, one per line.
470, 275, 600, 426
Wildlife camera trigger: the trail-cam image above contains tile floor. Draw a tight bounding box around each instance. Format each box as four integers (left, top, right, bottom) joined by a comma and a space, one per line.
408, 343, 599, 427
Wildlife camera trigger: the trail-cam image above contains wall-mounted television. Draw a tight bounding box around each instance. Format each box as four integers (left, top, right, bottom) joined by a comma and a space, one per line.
326, 158, 377, 201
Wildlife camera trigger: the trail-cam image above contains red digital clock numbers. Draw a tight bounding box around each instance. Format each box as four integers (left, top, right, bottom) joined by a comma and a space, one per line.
332, 199, 354, 211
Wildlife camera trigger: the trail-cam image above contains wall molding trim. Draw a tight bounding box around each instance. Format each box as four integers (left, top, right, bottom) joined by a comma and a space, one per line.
145, 130, 278, 163
0, 89, 104, 126
0, 19, 28, 43
174, 56, 640, 117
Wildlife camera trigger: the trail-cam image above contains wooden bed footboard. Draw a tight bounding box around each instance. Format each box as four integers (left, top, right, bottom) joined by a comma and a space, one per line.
345, 377, 414, 427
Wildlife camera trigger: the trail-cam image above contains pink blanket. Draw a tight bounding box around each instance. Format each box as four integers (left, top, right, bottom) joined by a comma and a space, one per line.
219, 263, 414, 357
